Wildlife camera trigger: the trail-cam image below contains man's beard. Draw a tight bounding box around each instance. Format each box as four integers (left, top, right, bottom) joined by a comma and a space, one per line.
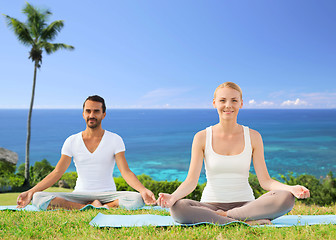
87, 118, 101, 129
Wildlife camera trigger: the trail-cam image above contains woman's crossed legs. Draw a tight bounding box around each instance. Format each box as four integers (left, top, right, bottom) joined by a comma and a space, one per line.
170, 190, 295, 225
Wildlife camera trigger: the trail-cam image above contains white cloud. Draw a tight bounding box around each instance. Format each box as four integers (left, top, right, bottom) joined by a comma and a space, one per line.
244, 100, 274, 108
260, 101, 274, 106
281, 98, 308, 106
248, 99, 256, 105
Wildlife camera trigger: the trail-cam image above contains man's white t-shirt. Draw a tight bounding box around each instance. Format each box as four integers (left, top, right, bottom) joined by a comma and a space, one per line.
61, 130, 125, 192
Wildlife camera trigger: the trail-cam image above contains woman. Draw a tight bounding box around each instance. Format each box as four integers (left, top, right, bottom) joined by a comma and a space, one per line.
157, 82, 310, 225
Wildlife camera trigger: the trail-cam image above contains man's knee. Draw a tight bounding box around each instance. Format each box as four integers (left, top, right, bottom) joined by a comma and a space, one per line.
118, 192, 144, 210
32, 191, 52, 203
32, 191, 57, 210
132, 192, 145, 209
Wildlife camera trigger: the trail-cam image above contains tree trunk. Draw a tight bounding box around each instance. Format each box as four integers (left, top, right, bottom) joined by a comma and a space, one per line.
23, 61, 38, 187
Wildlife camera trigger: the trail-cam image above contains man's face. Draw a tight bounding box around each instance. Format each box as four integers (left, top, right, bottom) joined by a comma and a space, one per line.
83, 100, 106, 129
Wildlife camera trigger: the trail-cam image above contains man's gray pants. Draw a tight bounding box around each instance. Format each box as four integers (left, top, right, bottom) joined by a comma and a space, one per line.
32, 191, 144, 210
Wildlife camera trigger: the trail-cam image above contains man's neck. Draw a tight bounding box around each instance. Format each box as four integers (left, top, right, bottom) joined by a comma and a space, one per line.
82, 127, 105, 138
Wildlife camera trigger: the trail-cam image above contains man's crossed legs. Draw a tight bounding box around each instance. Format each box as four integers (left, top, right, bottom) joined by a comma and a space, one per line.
32, 191, 144, 210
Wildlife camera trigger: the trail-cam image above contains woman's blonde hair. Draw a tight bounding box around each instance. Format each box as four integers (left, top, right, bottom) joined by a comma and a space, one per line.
214, 82, 243, 99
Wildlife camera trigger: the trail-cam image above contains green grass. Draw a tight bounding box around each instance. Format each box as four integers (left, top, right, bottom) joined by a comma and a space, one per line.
0, 189, 335, 239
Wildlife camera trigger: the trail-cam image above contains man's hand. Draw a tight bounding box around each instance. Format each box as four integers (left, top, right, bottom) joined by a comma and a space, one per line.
17, 190, 34, 208
140, 188, 156, 205
157, 193, 177, 208
290, 185, 310, 199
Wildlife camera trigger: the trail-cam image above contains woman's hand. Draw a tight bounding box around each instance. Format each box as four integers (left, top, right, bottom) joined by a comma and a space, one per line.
140, 188, 156, 205
157, 193, 177, 208
17, 190, 34, 208
290, 185, 310, 199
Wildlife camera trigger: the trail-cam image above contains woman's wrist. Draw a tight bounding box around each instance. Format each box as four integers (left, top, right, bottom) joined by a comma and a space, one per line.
170, 193, 179, 204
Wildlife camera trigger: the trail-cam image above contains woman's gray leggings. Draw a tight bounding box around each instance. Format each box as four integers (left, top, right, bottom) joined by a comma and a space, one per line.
170, 190, 295, 224
32, 191, 145, 210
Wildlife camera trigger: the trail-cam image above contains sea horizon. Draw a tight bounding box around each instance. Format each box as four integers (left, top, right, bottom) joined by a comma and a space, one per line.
1, 108, 335, 110
1, 109, 335, 183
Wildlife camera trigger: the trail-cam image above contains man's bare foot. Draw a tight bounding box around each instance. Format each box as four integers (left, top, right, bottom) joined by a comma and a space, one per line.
104, 199, 119, 209
216, 209, 228, 217
89, 200, 103, 208
245, 219, 272, 226
102, 204, 110, 209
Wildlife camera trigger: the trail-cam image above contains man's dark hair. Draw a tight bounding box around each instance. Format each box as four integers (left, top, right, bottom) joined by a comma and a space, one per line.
83, 95, 106, 113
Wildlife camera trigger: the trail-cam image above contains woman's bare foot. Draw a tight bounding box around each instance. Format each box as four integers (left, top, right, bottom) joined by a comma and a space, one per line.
245, 219, 272, 226
89, 199, 103, 208
216, 209, 228, 217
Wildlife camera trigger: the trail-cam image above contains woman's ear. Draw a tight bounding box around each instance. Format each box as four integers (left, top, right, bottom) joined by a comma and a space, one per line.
240, 99, 243, 108
212, 98, 216, 108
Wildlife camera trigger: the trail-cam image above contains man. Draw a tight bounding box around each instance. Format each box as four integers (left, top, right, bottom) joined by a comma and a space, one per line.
17, 95, 156, 210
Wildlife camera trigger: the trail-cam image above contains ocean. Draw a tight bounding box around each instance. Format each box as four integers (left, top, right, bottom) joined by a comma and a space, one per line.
1, 109, 335, 183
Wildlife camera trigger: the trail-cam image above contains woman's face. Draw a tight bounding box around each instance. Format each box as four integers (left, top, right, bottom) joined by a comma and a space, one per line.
213, 87, 243, 120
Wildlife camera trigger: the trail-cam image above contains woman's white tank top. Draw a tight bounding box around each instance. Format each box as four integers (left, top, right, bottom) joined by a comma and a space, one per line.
200, 125, 255, 203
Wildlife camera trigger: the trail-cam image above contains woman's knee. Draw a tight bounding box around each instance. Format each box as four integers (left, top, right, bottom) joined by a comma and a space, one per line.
277, 190, 295, 210
268, 190, 295, 213
171, 199, 192, 212
170, 199, 195, 223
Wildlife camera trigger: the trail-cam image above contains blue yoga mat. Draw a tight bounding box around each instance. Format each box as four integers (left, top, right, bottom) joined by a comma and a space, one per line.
89, 213, 336, 228
0, 205, 40, 211
0, 204, 167, 211
0, 204, 109, 211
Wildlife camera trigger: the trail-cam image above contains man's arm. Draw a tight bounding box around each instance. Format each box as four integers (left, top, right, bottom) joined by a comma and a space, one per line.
17, 155, 71, 208
115, 151, 156, 205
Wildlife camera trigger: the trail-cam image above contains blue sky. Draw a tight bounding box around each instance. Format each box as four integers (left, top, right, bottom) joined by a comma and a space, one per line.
1, 0, 335, 109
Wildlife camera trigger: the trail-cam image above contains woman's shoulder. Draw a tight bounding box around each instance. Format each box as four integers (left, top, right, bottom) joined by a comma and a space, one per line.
247, 127, 263, 145
247, 127, 260, 136
194, 129, 207, 139
193, 129, 207, 149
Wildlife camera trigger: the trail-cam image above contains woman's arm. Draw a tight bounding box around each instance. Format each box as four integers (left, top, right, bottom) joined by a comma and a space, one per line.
158, 130, 205, 207
251, 129, 310, 199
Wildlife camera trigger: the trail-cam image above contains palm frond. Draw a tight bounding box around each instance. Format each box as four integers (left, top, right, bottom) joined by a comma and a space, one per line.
41, 20, 64, 41
23, 2, 51, 22
23, 3, 51, 39
3, 15, 34, 46
42, 42, 74, 54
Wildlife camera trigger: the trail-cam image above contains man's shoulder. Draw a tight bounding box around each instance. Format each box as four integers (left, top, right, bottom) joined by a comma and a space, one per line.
68, 131, 82, 138
104, 130, 123, 140
64, 132, 82, 142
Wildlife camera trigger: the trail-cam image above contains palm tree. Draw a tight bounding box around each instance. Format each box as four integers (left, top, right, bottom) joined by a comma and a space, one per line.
4, 3, 74, 187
